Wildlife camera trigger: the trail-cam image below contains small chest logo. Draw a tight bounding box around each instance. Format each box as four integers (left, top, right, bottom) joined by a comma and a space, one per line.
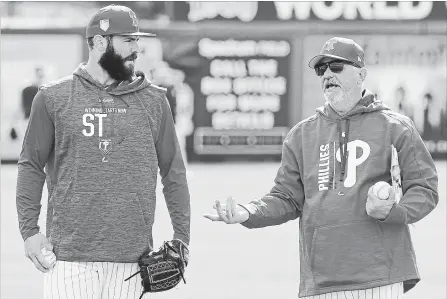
99, 139, 112, 155
99, 139, 112, 162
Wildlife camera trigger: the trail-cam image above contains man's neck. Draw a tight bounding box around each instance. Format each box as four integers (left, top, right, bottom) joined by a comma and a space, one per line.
84, 60, 116, 86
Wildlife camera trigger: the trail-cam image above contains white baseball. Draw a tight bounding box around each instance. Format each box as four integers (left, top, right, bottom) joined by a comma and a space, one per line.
372, 181, 391, 200
41, 248, 57, 267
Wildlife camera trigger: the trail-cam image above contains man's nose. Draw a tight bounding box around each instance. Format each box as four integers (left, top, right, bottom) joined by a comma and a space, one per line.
127, 40, 139, 55
323, 66, 335, 77
132, 42, 140, 53
322, 71, 333, 83
323, 69, 338, 84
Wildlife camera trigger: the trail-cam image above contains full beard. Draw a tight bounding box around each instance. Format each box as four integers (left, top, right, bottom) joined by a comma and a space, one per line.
325, 92, 344, 110
324, 91, 353, 116
99, 42, 137, 82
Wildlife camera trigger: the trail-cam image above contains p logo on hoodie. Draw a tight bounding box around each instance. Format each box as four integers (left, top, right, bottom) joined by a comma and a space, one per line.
336, 140, 370, 188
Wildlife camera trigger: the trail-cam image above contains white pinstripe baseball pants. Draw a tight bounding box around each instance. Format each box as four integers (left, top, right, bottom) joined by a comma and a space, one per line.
44, 261, 147, 299
302, 282, 404, 299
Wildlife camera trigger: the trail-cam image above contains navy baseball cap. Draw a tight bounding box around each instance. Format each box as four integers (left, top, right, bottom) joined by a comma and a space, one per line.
308, 37, 365, 68
86, 5, 155, 38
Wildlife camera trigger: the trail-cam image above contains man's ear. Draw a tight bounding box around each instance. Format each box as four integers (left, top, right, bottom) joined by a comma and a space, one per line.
358, 67, 368, 85
93, 35, 108, 52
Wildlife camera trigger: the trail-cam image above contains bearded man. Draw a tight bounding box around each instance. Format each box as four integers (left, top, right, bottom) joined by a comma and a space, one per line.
16, 5, 190, 298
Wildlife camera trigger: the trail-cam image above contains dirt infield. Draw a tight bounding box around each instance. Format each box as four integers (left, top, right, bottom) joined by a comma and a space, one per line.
1, 161, 445, 299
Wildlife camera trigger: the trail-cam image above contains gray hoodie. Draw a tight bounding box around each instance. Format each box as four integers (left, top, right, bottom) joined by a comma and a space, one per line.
16, 63, 190, 262
241, 90, 438, 297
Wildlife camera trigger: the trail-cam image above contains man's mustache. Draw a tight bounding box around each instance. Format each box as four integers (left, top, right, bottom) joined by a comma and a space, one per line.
125, 53, 138, 61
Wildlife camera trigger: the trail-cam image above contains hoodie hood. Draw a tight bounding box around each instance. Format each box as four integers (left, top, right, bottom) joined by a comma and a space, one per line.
316, 89, 390, 120
73, 63, 151, 96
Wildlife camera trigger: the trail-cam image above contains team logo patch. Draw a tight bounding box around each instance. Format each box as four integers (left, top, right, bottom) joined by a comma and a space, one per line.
99, 139, 112, 155
99, 19, 110, 32
129, 10, 138, 27
324, 40, 337, 51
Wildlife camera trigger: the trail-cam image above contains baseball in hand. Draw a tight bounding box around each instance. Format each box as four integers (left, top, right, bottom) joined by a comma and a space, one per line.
41, 247, 57, 267
372, 181, 391, 200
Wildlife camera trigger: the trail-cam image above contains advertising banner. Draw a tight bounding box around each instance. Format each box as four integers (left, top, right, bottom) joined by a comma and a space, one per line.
173, 1, 447, 22
190, 37, 291, 155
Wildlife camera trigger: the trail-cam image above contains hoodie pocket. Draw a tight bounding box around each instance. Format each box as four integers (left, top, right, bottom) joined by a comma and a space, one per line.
310, 221, 391, 288
59, 191, 150, 260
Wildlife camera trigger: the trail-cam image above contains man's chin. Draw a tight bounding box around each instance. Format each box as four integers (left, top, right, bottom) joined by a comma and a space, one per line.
125, 63, 135, 73
324, 94, 343, 105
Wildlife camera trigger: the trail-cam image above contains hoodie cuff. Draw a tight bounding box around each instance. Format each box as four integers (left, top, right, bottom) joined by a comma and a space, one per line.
173, 234, 190, 246
238, 204, 262, 229
22, 228, 40, 241
378, 203, 407, 224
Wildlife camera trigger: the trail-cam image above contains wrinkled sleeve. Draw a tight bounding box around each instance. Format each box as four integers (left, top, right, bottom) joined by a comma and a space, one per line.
381, 125, 438, 224
241, 136, 305, 229
155, 96, 191, 245
16, 90, 55, 241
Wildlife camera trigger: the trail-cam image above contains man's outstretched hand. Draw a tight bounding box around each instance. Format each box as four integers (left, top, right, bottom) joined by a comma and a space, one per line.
203, 197, 249, 224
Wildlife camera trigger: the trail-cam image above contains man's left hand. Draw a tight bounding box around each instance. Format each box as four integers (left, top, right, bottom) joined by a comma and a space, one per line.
366, 185, 396, 220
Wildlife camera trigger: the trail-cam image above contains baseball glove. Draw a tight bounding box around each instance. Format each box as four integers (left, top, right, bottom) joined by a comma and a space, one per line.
125, 239, 189, 298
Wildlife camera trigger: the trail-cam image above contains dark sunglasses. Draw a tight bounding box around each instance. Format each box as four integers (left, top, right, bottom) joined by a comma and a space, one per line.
314, 61, 359, 77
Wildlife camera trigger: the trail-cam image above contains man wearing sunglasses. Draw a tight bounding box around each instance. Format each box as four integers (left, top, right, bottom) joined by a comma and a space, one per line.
204, 37, 438, 298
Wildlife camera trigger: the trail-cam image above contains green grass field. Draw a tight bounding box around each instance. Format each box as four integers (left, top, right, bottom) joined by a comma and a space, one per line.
1, 161, 445, 299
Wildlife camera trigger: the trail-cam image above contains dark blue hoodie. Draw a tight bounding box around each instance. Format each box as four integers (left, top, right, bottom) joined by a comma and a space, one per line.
241, 90, 438, 297
16, 63, 191, 262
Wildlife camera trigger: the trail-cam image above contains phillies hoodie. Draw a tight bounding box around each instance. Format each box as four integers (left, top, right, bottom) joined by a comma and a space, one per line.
241, 90, 438, 297
16, 63, 190, 262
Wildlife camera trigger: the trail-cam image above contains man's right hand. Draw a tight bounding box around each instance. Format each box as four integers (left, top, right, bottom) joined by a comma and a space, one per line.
203, 197, 250, 224
24, 233, 55, 273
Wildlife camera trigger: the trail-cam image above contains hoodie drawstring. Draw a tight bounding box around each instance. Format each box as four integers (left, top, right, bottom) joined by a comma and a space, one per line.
338, 119, 350, 182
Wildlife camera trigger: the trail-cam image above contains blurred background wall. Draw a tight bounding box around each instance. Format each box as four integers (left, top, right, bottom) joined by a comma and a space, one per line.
1, 1, 446, 162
